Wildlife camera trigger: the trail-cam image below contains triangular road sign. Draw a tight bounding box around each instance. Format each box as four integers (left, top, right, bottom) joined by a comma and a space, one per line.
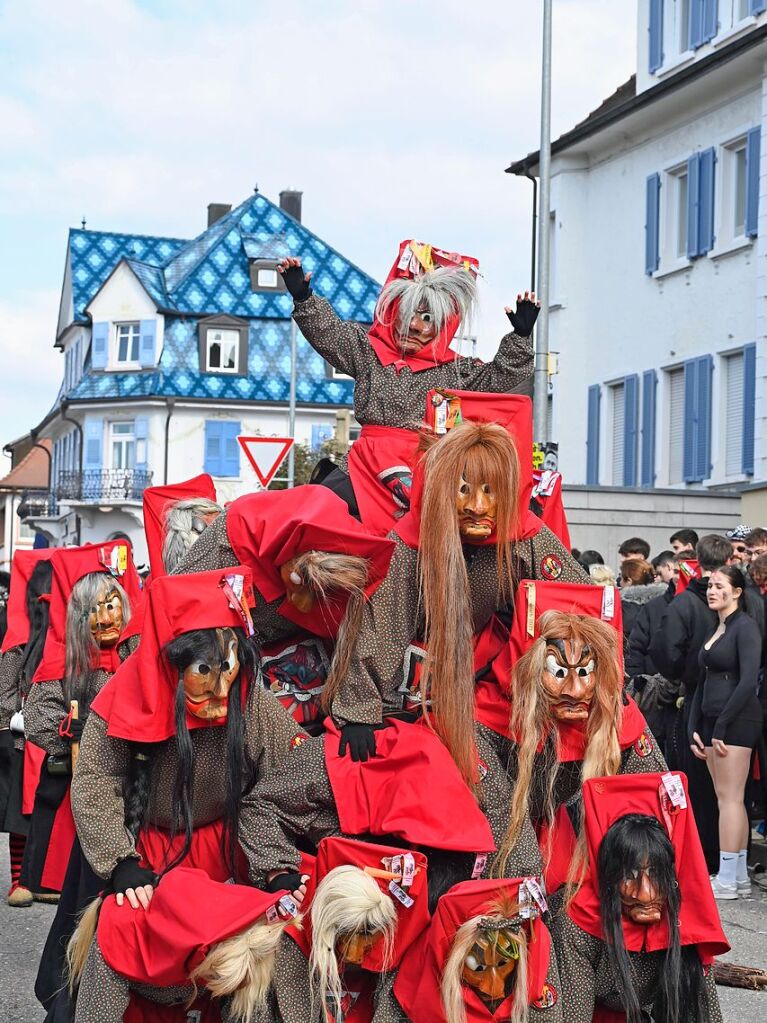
237, 436, 294, 488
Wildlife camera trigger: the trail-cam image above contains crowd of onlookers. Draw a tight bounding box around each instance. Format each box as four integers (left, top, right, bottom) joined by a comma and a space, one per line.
572, 526, 767, 899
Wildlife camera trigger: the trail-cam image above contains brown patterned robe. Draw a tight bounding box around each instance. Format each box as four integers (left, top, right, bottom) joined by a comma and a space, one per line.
0, 647, 26, 750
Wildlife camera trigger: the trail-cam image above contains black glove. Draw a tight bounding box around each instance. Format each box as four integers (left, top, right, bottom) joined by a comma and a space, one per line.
281, 263, 312, 303
338, 723, 378, 763
68, 716, 87, 743
109, 857, 157, 895
506, 298, 540, 337
265, 870, 302, 894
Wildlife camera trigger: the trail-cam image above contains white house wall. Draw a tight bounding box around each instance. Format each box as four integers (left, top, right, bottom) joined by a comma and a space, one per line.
86, 263, 165, 365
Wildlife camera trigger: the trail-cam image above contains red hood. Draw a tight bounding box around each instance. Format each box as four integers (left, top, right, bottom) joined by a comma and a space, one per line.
1, 549, 54, 653
142, 474, 218, 579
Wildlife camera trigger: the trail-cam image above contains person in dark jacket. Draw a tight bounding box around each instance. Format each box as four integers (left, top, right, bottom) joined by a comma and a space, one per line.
649, 534, 732, 870
625, 562, 676, 746
690, 565, 763, 900
619, 560, 657, 639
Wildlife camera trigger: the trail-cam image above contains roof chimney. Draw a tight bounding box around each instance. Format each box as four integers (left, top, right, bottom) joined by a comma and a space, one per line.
279, 190, 303, 223
207, 203, 232, 227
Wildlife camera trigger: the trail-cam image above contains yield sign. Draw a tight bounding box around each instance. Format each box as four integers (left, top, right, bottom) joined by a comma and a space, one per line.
237, 436, 294, 488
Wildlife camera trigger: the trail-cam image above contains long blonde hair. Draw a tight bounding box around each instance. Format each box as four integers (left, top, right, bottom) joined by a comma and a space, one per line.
418, 421, 521, 786
441, 895, 529, 1023
309, 865, 397, 1018
496, 612, 623, 877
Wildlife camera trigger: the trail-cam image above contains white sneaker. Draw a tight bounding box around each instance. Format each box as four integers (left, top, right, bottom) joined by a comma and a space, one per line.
737, 878, 752, 896
711, 877, 738, 900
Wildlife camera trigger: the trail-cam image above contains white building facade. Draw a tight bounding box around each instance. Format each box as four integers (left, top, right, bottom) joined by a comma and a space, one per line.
509, 1, 767, 493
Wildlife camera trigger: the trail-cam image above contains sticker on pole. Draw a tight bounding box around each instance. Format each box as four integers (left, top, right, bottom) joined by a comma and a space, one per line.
237, 436, 294, 488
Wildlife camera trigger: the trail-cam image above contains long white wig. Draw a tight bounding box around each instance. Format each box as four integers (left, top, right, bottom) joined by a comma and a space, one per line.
162, 498, 223, 573
375, 268, 477, 344
309, 865, 397, 1018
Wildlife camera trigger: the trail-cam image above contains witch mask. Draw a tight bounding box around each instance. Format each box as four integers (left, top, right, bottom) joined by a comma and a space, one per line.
461, 921, 522, 1004
456, 477, 498, 543
541, 636, 597, 721
182, 627, 241, 720
88, 586, 124, 648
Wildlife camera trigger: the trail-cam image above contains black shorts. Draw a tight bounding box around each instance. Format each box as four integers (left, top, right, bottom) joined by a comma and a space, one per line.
700, 714, 762, 749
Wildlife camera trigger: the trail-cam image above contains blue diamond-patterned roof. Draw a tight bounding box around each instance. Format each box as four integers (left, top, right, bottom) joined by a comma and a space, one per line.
61, 191, 378, 408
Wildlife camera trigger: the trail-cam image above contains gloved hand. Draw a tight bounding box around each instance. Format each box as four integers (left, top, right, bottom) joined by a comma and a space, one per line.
505, 291, 541, 337
68, 717, 87, 743
338, 723, 378, 762
110, 857, 158, 909
278, 257, 312, 303
265, 870, 302, 894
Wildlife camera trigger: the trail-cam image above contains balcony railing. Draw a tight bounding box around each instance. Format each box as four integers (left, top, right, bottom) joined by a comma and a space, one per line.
55, 468, 153, 502
17, 489, 59, 519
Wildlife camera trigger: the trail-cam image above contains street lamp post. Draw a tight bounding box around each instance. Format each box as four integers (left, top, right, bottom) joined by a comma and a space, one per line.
533, 0, 553, 446
287, 318, 297, 487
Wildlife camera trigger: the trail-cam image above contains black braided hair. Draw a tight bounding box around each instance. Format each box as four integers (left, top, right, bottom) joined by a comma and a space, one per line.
19, 560, 53, 690
123, 743, 158, 841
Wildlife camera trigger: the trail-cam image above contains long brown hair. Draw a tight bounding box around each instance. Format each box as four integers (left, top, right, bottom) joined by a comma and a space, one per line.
418, 421, 522, 786
496, 611, 623, 876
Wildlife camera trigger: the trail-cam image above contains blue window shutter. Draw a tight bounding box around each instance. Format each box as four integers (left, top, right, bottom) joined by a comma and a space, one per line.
134, 417, 149, 471
746, 126, 761, 237
623, 375, 640, 486
641, 369, 657, 487
742, 343, 756, 475
688, 0, 702, 47
92, 322, 109, 370
586, 385, 601, 486
204, 421, 224, 475
649, 0, 664, 72
139, 319, 157, 368
695, 354, 713, 480
682, 359, 697, 481
750, 0, 767, 13
686, 154, 701, 258
698, 148, 716, 254
84, 419, 103, 471
645, 174, 661, 274
222, 422, 241, 477
702, 0, 718, 42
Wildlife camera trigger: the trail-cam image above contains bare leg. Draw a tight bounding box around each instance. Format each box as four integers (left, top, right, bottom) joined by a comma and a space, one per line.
712, 745, 752, 853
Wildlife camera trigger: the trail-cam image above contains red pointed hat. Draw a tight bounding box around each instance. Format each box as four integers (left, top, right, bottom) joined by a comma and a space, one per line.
97, 866, 287, 988
323, 718, 495, 854
676, 559, 702, 594
396, 394, 541, 549
142, 473, 218, 579
92, 566, 255, 742
367, 240, 480, 374
1, 549, 54, 653
290, 836, 430, 973
395, 878, 554, 1023
32, 541, 144, 684
224, 486, 394, 638
569, 773, 729, 962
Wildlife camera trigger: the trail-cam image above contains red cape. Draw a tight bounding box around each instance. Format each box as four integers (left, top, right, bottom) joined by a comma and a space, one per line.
569, 774, 729, 962
289, 836, 430, 973
98, 867, 285, 987
395, 878, 553, 1023
324, 718, 495, 853
92, 567, 256, 743
142, 474, 218, 579
367, 240, 480, 373
1, 548, 53, 653
32, 541, 144, 684
224, 487, 395, 638
676, 559, 701, 594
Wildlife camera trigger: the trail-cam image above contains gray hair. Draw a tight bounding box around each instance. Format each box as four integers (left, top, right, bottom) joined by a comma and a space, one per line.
163, 498, 223, 573
375, 267, 477, 345
64, 572, 131, 703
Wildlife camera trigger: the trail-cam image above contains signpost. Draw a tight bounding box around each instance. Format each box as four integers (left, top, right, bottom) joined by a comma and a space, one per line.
237, 436, 294, 488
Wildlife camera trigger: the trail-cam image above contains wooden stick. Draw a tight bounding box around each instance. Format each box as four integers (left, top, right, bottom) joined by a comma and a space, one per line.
713, 960, 767, 990
363, 866, 421, 883
70, 700, 79, 772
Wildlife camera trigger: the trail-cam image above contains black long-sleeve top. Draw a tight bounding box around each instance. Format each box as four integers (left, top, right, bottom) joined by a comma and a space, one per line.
690, 609, 763, 743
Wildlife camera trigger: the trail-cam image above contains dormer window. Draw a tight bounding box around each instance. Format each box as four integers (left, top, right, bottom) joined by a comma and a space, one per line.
206, 328, 239, 373
115, 323, 140, 365
249, 259, 285, 293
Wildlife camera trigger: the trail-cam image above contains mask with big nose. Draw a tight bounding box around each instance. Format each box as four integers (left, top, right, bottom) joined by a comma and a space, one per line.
456, 476, 498, 543
461, 925, 521, 1005
541, 637, 597, 722
88, 587, 124, 648
619, 865, 666, 924
183, 627, 240, 721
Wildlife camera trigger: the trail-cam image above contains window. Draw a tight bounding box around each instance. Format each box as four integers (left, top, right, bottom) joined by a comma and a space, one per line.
204, 421, 241, 477
206, 328, 239, 373
675, 169, 689, 257
110, 421, 135, 470
115, 323, 140, 365
667, 367, 685, 484
724, 351, 745, 475
249, 259, 285, 293
734, 143, 747, 236
586, 385, 601, 485
256, 267, 278, 288
610, 383, 625, 486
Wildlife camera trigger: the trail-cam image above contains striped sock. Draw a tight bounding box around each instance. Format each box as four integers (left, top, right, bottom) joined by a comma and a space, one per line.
8, 833, 25, 889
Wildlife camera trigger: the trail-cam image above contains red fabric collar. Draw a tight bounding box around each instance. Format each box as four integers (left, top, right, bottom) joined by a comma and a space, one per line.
367, 240, 480, 374
395, 394, 541, 549
324, 718, 495, 853
142, 474, 218, 579
676, 559, 702, 594
32, 542, 144, 684
1, 549, 53, 653
224, 487, 394, 638
98, 867, 284, 987
569, 774, 729, 962
289, 837, 430, 973
395, 878, 553, 1023
92, 567, 255, 742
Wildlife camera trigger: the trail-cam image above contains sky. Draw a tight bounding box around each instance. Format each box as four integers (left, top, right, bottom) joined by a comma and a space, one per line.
0, 0, 637, 468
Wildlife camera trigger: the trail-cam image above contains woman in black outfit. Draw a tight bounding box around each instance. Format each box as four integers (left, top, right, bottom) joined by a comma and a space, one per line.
690, 565, 762, 900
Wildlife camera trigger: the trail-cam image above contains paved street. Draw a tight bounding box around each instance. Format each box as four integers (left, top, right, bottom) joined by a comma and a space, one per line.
0, 834, 765, 1021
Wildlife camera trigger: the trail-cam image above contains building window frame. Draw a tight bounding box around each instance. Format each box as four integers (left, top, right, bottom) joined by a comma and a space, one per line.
109, 420, 136, 471
205, 327, 240, 374
197, 314, 249, 376
113, 322, 141, 367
